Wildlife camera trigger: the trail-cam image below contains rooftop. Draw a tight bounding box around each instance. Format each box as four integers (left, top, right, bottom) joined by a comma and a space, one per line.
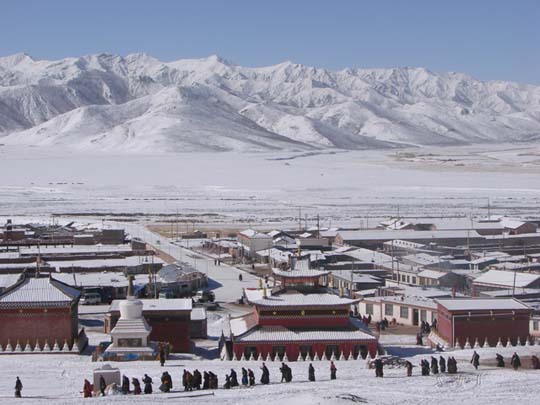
109, 298, 192, 312
0, 276, 80, 306
473, 270, 540, 288
234, 324, 376, 343
244, 289, 358, 308
436, 298, 531, 311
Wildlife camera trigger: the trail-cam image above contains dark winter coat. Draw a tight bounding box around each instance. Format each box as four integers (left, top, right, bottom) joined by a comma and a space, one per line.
308, 364, 316, 381
261, 364, 270, 384
511, 354, 521, 370
439, 356, 446, 373
471, 352, 480, 369
132, 378, 142, 395
330, 362, 337, 380
241, 368, 248, 386
142, 375, 153, 394
496, 354, 505, 368
122, 375, 130, 394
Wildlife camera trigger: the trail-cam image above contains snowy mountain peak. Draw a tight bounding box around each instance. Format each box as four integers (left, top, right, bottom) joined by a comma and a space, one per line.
0, 52, 539, 153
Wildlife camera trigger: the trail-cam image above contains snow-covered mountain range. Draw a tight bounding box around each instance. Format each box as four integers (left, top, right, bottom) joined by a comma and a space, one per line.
0, 52, 539, 152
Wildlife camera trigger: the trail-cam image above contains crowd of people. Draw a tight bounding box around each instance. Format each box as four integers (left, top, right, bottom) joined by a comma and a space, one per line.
417, 356, 458, 376
21, 348, 538, 398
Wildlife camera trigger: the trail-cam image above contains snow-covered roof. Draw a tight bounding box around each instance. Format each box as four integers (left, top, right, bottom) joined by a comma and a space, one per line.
47, 256, 163, 270
338, 229, 482, 241
109, 298, 192, 312
436, 298, 530, 311
403, 253, 443, 266
17, 244, 133, 255
230, 311, 259, 337
272, 268, 329, 278
52, 272, 149, 288
234, 325, 376, 342
417, 269, 450, 280
0, 276, 80, 307
244, 289, 357, 307
473, 270, 540, 288
238, 229, 271, 239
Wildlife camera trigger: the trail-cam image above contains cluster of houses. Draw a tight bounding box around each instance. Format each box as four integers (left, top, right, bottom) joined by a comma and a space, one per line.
216, 214, 540, 353
0, 219, 208, 357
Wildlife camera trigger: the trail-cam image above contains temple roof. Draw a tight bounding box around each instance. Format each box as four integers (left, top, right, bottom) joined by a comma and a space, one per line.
0, 276, 80, 308
272, 268, 329, 279
234, 324, 376, 343
244, 288, 358, 308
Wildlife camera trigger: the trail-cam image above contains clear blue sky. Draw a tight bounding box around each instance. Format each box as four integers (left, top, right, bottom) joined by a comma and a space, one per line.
1, 0, 539, 84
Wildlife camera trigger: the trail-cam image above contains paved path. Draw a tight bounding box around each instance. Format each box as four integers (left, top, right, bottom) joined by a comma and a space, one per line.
119, 222, 260, 303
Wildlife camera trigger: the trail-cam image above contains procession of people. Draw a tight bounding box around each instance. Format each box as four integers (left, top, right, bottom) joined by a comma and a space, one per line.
36, 346, 537, 399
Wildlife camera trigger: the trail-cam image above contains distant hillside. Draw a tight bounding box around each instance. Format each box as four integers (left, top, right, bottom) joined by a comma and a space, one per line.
0, 52, 539, 152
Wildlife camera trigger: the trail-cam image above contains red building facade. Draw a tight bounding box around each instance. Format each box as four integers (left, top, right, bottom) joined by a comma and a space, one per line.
230, 268, 378, 360
0, 275, 80, 350
434, 298, 531, 348
105, 298, 193, 352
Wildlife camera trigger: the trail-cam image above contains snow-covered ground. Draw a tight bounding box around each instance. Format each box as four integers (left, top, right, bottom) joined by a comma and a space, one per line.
1, 344, 540, 404
1, 144, 540, 226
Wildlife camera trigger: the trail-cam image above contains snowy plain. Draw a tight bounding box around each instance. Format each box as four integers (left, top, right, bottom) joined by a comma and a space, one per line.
1, 343, 540, 404
1, 143, 540, 227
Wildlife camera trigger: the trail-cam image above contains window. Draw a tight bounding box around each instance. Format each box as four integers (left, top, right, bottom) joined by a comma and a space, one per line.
325, 345, 340, 360
406, 276, 410, 283
244, 346, 258, 360
385, 304, 394, 316
420, 309, 427, 322
272, 346, 286, 360
366, 303, 374, 315
400, 306, 409, 319
534, 321, 539, 331
401, 274, 406, 282
299, 345, 313, 359
412, 276, 417, 284
353, 345, 367, 360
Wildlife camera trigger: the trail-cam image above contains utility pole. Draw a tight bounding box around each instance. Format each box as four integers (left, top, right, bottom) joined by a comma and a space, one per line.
316, 214, 320, 239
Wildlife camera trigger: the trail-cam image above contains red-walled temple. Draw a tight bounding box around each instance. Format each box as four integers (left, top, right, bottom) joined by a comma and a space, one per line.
0, 275, 80, 351
229, 267, 377, 361
431, 298, 531, 348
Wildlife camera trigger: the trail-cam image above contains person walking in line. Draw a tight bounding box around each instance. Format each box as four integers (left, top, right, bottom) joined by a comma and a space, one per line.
405, 361, 413, 377
83, 379, 92, 398
15, 377, 23, 398
143, 374, 153, 394
248, 369, 255, 386
471, 351, 480, 370
260, 362, 270, 385
330, 361, 337, 380
132, 378, 142, 395
308, 363, 316, 381
121, 375, 130, 394
511, 352, 521, 371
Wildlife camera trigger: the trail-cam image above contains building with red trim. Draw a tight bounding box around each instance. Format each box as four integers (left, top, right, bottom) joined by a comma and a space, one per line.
0, 275, 80, 351
105, 298, 193, 352
229, 267, 377, 361
431, 298, 531, 348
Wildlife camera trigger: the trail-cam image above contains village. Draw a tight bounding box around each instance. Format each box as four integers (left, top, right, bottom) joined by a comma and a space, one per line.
0, 212, 540, 403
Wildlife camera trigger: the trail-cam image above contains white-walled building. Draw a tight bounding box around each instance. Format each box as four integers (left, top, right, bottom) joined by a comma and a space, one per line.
357, 295, 438, 327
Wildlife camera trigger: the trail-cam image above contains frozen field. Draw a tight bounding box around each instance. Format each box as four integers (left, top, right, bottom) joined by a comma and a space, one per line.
1, 344, 540, 404
1, 143, 540, 226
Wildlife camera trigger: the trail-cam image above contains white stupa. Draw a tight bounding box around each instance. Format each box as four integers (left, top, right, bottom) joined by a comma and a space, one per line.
105, 276, 153, 357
